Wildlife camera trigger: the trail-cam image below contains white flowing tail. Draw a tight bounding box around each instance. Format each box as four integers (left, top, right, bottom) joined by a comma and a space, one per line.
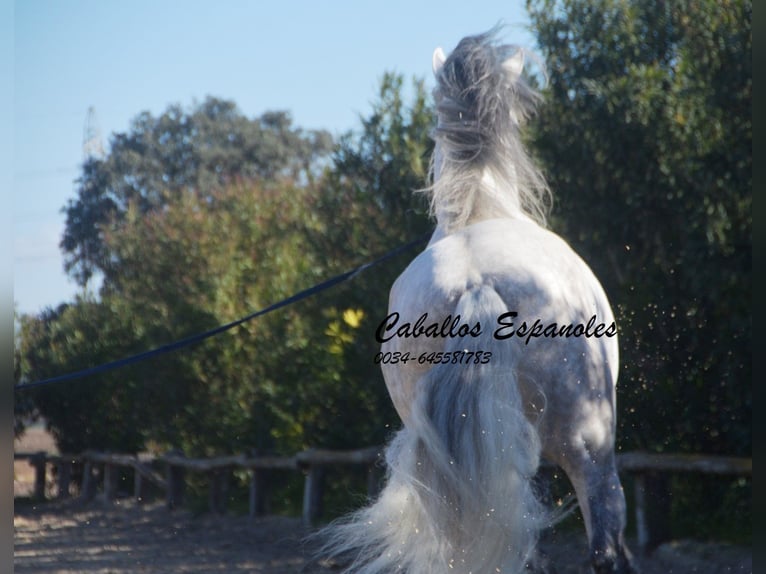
319, 285, 546, 573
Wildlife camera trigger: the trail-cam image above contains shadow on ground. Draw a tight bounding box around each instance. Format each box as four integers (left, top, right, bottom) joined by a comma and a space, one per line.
14, 499, 751, 573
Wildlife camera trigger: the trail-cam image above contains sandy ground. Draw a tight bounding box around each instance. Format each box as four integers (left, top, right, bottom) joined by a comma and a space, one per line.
14, 500, 315, 573
13, 498, 752, 574
14, 427, 751, 573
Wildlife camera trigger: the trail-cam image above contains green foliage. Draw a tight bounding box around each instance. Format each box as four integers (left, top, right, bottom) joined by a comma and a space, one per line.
527, 0, 751, 455
526, 3, 751, 542
17, 76, 433, 459
313, 73, 434, 260
14, 309, 34, 437
306, 73, 435, 447
101, 181, 323, 455
17, 299, 146, 453
61, 97, 333, 286
669, 475, 751, 544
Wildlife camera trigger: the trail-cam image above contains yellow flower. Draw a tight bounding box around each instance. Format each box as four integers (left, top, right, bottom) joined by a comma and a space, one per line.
342, 308, 365, 328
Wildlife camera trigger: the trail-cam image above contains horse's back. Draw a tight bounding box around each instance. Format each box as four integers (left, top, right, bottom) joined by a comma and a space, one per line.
398, 218, 603, 307
390, 218, 614, 340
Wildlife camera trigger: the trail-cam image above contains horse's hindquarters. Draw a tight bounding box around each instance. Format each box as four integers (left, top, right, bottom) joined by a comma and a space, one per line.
382, 218, 620, 451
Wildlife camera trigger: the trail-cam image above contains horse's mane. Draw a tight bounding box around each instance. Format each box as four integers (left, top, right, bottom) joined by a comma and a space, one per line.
428, 28, 551, 230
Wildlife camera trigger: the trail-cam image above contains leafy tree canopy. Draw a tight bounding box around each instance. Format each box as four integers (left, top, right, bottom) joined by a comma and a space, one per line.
19, 76, 433, 456
528, 0, 751, 454
61, 97, 333, 285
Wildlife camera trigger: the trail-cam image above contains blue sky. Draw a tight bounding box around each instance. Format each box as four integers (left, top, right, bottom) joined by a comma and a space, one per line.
13, 0, 535, 315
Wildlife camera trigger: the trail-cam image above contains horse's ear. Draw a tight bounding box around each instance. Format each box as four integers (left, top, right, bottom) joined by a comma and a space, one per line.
502, 50, 524, 81
432, 47, 446, 75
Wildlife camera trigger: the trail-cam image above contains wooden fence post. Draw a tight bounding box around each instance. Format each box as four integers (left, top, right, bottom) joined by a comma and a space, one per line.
80, 459, 97, 501
103, 460, 118, 503
57, 460, 72, 499
366, 463, 382, 500
209, 469, 230, 515
166, 449, 186, 511
633, 471, 671, 554
248, 450, 269, 518
249, 470, 268, 517
134, 466, 145, 503
633, 473, 649, 552
302, 465, 326, 527
31, 452, 47, 501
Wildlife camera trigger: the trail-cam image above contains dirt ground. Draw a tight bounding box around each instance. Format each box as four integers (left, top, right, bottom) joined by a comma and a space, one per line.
14, 427, 751, 573
14, 497, 752, 574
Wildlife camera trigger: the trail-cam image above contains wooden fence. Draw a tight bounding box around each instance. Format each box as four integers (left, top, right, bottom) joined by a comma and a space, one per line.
14, 448, 750, 554
14, 447, 383, 526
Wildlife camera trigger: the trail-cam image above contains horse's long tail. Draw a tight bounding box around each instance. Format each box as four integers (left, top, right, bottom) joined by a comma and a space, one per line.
318, 285, 546, 573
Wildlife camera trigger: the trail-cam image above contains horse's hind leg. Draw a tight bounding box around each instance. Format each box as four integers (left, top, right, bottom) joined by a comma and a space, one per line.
563, 452, 638, 574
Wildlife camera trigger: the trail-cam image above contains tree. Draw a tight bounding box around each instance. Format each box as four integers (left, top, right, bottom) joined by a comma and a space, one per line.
61, 97, 333, 285
16, 299, 147, 453
98, 180, 328, 455
306, 73, 436, 445
20, 72, 437, 459
14, 309, 36, 438
310, 73, 434, 268
91, 72, 439, 453
527, 0, 751, 455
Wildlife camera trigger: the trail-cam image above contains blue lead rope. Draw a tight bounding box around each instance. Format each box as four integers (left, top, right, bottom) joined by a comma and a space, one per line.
15, 233, 429, 392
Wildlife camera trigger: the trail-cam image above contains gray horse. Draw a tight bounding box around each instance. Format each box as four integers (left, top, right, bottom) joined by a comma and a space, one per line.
322, 29, 637, 574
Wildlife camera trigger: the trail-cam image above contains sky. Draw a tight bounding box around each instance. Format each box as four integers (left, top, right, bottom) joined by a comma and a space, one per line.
13, 0, 536, 316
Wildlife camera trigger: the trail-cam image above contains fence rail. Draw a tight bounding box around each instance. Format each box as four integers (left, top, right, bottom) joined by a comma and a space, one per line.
14, 447, 383, 526
14, 448, 751, 554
